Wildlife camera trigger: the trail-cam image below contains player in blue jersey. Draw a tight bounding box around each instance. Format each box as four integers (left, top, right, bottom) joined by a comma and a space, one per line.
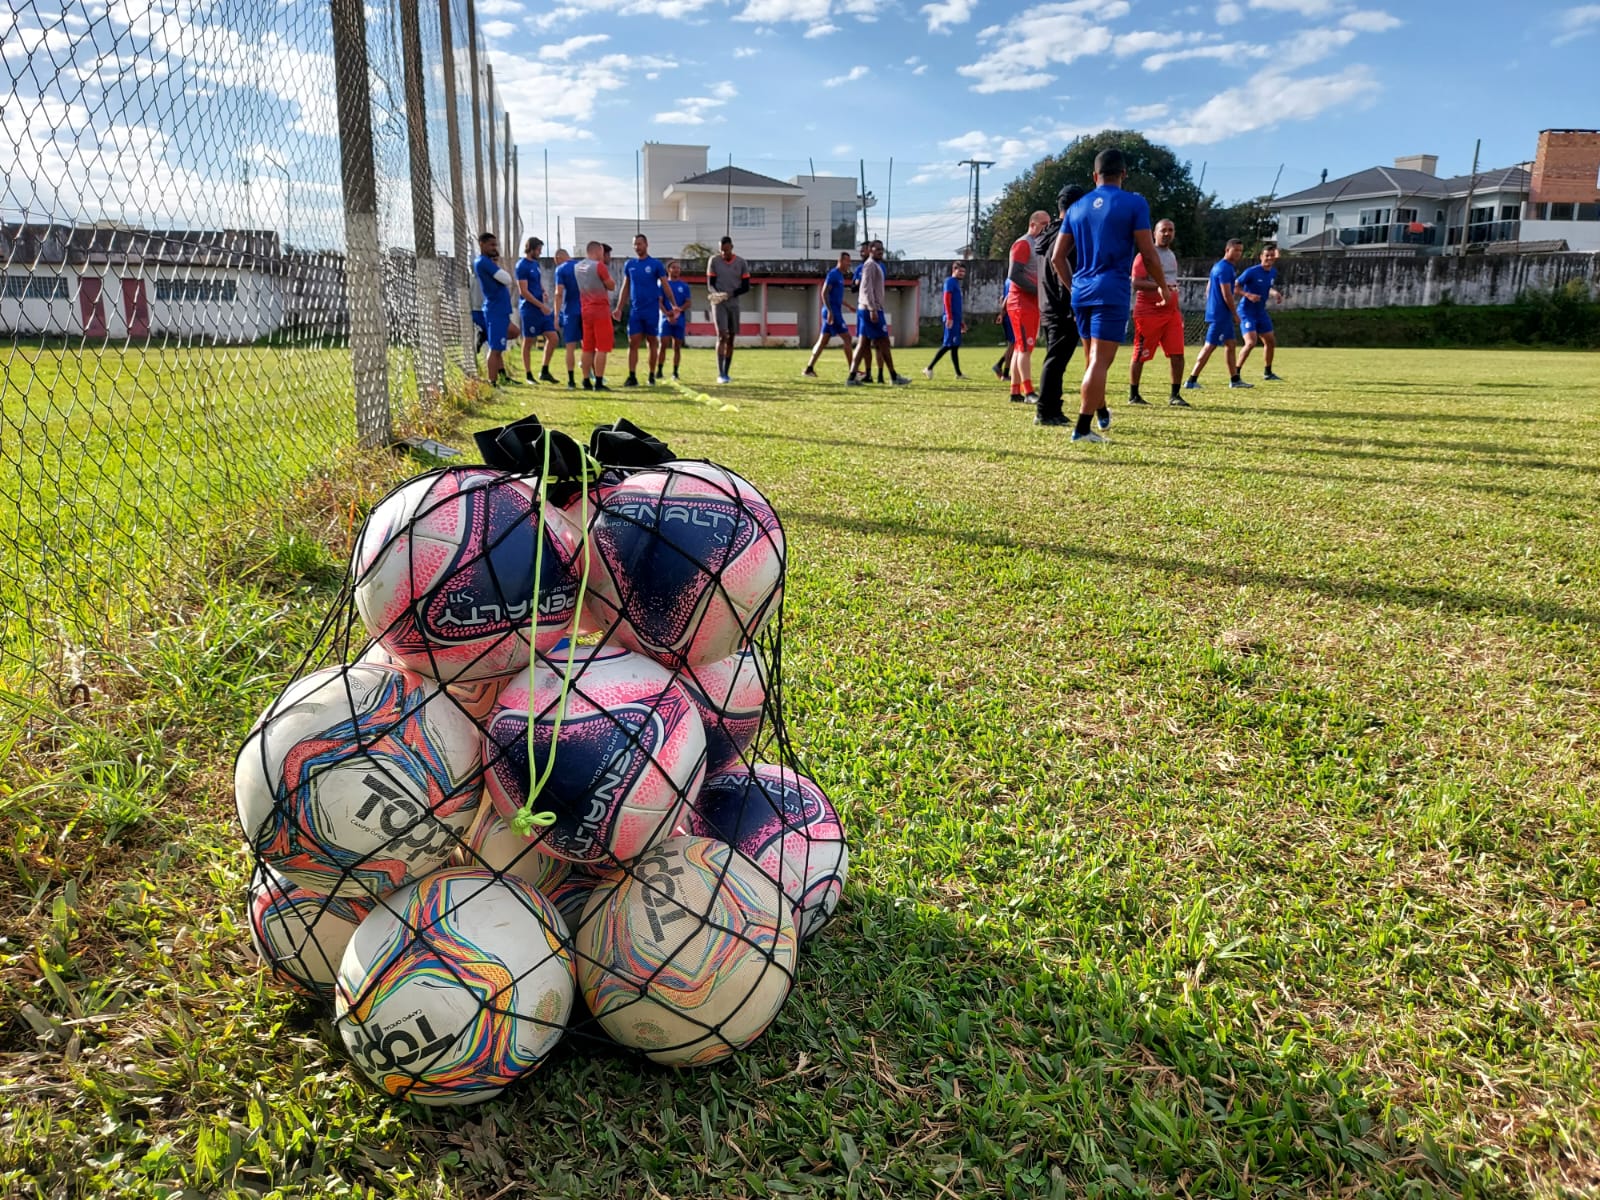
613, 233, 668, 387
924, 261, 967, 378
1052, 147, 1169, 442
992, 278, 1014, 381
1186, 238, 1249, 391
551, 247, 584, 388
803, 250, 855, 377
515, 237, 557, 384
657, 260, 692, 381
1233, 242, 1284, 381
472, 231, 518, 386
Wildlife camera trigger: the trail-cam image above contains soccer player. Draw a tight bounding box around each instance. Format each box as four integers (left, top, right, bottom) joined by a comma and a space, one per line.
613, 233, 668, 387
515, 237, 557, 384
1233, 242, 1284, 380
847, 241, 909, 387
924, 261, 967, 379
1186, 238, 1250, 391
658, 259, 691, 381
707, 236, 750, 384
472, 231, 516, 385
1033, 185, 1085, 426
1054, 147, 1169, 443
1129, 218, 1186, 406
575, 240, 616, 391
552, 248, 583, 388
803, 250, 854, 377
1006, 211, 1051, 403
992, 279, 1014, 381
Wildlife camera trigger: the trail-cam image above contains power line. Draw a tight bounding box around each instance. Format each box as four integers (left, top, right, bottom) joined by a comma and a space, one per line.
957, 159, 994, 257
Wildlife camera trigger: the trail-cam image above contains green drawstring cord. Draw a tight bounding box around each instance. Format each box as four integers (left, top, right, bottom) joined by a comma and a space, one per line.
511, 443, 598, 838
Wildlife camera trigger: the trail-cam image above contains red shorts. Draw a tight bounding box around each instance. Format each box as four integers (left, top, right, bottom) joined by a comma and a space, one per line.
581, 305, 614, 353
1133, 308, 1184, 362
1006, 297, 1040, 351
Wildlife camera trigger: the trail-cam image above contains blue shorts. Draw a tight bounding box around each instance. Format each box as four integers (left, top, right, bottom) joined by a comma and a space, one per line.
628, 310, 658, 338
1073, 304, 1129, 343
519, 303, 554, 338
483, 304, 511, 352
1001, 312, 1014, 344
659, 319, 686, 342
822, 312, 847, 338
859, 311, 888, 341
1205, 319, 1236, 346
560, 311, 583, 344
1239, 311, 1273, 335
941, 324, 962, 349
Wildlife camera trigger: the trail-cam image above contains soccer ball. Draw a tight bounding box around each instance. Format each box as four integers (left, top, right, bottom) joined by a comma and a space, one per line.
575, 835, 796, 1065
454, 799, 571, 892
352, 467, 582, 682
236, 662, 483, 898
690, 764, 848, 943
360, 642, 506, 721
481, 644, 706, 867
583, 463, 784, 670
247, 866, 373, 999
678, 647, 767, 775
543, 864, 609, 936
335, 867, 574, 1106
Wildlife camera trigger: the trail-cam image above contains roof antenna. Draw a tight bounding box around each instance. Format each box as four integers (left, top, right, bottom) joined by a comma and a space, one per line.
1320, 169, 1328, 183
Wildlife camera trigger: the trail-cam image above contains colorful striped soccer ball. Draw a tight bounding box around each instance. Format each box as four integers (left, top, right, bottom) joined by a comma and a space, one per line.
453, 799, 571, 892
576, 835, 796, 1065
690, 764, 848, 943
544, 865, 608, 936
481, 644, 706, 867
335, 867, 574, 1106
352, 467, 582, 682
679, 646, 767, 774
583, 463, 784, 670
236, 663, 482, 898
247, 865, 373, 999
360, 642, 507, 721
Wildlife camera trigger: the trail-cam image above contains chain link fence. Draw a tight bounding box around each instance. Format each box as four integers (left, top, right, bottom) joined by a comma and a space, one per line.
1, 0, 520, 694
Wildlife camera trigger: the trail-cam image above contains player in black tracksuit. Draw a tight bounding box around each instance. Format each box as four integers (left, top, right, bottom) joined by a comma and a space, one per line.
1033, 185, 1086, 427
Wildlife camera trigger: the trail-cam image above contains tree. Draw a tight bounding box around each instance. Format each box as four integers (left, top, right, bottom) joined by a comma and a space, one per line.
974, 130, 1206, 257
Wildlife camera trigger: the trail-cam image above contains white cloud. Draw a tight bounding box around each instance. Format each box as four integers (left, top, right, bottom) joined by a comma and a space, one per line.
922, 0, 977, 33
824, 65, 869, 85
489, 47, 678, 141
957, 1, 1129, 93
832, 142, 854, 154
1113, 29, 1168, 55
1340, 9, 1401, 30
1144, 43, 1259, 70
529, 0, 716, 28
733, 45, 759, 56
737, 0, 831, 21
653, 81, 737, 126
1150, 64, 1378, 145
1246, 0, 1336, 12
483, 19, 517, 36
1125, 102, 1170, 122
805, 20, 839, 35
1216, 1, 1243, 21
905, 54, 920, 63
912, 63, 928, 74
935, 122, 1095, 171
1553, 5, 1600, 43
540, 33, 611, 58
1277, 25, 1357, 65
477, 0, 523, 12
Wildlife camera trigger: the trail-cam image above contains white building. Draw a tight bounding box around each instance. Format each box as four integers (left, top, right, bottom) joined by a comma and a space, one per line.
1271, 155, 1534, 255
573, 143, 866, 262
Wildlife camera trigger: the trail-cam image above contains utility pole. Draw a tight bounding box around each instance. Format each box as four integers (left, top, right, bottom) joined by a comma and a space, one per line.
958, 159, 994, 257
1460, 138, 1482, 255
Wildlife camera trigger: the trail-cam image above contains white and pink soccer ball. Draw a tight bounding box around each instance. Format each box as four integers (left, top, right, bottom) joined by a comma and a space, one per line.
480, 644, 706, 867
351, 467, 582, 683
678, 646, 767, 775
689, 764, 847, 943
582, 463, 784, 670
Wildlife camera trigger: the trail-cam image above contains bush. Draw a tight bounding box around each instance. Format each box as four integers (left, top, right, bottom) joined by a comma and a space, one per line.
1269, 295, 1600, 349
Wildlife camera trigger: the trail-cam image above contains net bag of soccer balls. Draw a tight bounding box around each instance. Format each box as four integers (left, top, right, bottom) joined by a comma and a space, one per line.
235, 416, 848, 1105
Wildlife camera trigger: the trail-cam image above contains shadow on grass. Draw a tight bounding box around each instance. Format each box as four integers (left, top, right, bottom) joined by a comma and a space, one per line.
785, 509, 1600, 629
344, 887, 1477, 1199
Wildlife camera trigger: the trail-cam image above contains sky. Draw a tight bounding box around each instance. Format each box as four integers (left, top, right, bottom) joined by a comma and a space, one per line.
482, 0, 1600, 258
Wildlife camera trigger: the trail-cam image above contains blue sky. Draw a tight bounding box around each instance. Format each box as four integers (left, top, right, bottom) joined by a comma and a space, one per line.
481, 0, 1600, 257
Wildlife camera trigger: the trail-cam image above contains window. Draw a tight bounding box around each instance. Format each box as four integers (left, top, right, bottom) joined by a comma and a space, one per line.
1356, 207, 1391, 244
1500, 205, 1519, 221
2, 275, 69, 300
1528, 202, 1548, 220
830, 200, 856, 250
781, 212, 802, 248
1436, 209, 1446, 223
155, 278, 238, 302
1358, 207, 1391, 225
1549, 202, 1575, 221
1578, 202, 1600, 221
731, 206, 765, 229
1469, 206, 1494, 225
1395, 207, 1418, 225
1291, 215, 1307, 235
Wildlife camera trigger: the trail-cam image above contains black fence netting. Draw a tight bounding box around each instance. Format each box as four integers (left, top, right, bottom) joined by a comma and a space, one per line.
238, 418, 848, 1100
1, 0, 512, 693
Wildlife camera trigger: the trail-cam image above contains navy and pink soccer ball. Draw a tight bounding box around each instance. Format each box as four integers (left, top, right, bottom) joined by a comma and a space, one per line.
690, 764, 847, 943
678, 647, 767, 774
480, 644, 706, 867
352, 467, 582, 682
583, 463, 784, 670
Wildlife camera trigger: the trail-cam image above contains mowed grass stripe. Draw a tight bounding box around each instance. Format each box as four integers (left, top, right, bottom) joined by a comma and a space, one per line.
0, 347, 1594, 1198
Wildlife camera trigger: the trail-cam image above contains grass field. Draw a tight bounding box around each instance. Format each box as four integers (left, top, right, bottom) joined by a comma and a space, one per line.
2, 346, 1597, 1198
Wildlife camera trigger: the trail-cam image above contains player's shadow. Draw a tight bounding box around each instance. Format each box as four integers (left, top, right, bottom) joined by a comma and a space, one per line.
1201, 428, 1597, 471
784, 509, 1600, 629
394, 884, 1477, 1197
1252, 404, 1539, 425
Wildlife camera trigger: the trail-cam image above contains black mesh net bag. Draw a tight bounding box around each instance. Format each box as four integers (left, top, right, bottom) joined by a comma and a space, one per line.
235, 414, 848, 1104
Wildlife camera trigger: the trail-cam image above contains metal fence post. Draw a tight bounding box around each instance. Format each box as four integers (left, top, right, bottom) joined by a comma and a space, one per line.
485, 68, 499, 241
437, 0, 476, 375
399, 0, 444, 402
330, 0, 391, 447
465, 0, 486, 233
